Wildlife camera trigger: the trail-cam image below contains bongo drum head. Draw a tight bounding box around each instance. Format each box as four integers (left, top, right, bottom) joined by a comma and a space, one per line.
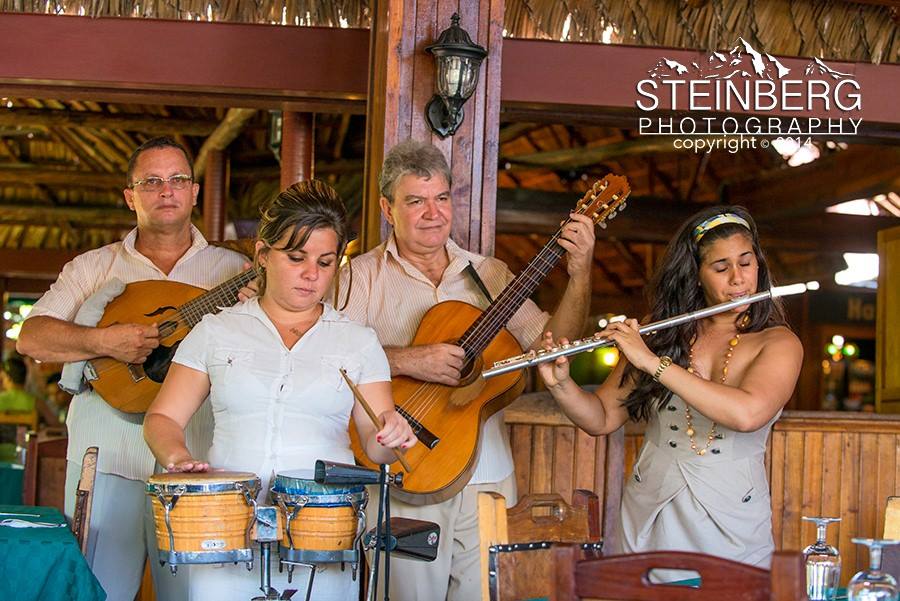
147, 471, 260, 494
272, 469, 364, 499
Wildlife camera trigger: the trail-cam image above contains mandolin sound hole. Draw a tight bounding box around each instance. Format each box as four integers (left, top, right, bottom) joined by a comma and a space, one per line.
143, 342, 180, 383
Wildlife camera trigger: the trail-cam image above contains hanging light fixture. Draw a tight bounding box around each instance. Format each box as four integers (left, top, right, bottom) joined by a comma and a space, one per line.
425, 13, 488, 138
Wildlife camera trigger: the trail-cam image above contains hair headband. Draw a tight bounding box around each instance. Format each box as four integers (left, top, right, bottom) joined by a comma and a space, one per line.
692, 213, 751, 243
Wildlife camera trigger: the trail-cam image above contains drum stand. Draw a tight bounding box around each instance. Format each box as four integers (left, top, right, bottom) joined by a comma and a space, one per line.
251, 506, 293, 601
366, 464, 395, 601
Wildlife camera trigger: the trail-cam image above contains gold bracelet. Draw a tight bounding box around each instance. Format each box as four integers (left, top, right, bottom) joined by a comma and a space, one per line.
653, 355, 673, 381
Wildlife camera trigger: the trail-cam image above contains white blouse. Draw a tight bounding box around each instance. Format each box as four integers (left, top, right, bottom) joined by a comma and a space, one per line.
173, 298, 390, 496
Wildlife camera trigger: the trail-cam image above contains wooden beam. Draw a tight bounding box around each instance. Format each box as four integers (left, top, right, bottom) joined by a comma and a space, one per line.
0, 107, 219, 136
0, 248, 80, 278
280, 112, 315, 188
505, 136, 677, 170
0, 165, 121, 187
202, 150, 227, 241
723, 146, 900, 220
193, 108, 258, 180
0, 203, 134, 227
0, 14, 368, 110
495, 188, 899, 253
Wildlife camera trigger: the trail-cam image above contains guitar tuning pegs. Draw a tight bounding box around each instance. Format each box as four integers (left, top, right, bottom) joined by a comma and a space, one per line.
608, 210, 617, 219
620, 201, 627, 210
599, 222, 607, 229
611, 194, 619, 201
601, 203, 608, 210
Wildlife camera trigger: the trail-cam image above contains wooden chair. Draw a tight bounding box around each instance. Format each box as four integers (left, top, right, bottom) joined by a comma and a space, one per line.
71, 446, 98, 555
552, 547, 808, 601
0, 409, 39, 432
479, 490, 602, 601
22, 429, 67, 511
882, 496, 900, 580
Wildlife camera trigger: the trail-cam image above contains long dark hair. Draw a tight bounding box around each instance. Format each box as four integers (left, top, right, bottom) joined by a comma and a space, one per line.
621, 205, 789, 421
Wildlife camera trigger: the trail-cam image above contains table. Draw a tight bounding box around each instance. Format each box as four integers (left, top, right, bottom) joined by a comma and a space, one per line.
0, 461, 24, 504
0, 504, 106, 601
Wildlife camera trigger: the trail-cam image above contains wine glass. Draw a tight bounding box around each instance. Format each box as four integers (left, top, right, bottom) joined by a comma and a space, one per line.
848, 538, 900, 601
802, 516, 841, 601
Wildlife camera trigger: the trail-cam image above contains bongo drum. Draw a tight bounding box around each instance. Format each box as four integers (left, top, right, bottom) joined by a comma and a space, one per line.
271, 469, 367, 564
147, 471, 260, 571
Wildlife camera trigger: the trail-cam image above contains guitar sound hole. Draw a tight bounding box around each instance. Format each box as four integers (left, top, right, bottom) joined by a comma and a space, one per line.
143, 342, 180, 383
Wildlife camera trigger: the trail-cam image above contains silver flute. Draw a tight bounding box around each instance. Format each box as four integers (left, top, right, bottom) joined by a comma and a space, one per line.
482, 281, 816, 379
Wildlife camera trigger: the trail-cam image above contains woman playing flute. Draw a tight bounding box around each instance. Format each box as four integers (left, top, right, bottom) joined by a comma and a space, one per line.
539, 205, 802, 573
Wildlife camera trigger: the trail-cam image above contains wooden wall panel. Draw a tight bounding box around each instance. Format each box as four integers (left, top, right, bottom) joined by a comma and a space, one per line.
507, 393, 900, 587
877, 225, 900, 412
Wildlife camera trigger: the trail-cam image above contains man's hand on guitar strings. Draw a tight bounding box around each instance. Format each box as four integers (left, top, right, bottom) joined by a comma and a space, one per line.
100, 322, 160, 364
387, 343, 466, 386
557, 212, 597, 282
237, 261, 260, 302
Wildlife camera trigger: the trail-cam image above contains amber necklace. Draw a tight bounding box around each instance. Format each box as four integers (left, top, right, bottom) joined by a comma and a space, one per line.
684, 314, 749, 456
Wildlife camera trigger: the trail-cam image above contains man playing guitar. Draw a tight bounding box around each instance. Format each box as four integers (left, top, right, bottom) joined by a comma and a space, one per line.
335, 139, 597, 601
17, 137, 251, 601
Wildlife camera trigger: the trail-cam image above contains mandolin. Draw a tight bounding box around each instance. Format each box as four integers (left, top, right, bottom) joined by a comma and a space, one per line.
86, 268, 257, 413
349, 175, 631, 505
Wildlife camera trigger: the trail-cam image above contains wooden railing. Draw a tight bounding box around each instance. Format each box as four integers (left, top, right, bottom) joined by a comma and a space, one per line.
505, 392, 900, 586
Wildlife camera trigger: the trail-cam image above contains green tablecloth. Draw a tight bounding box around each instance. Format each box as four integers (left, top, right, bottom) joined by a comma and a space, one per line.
0, 504, 106, 601
0, 462, 24, 504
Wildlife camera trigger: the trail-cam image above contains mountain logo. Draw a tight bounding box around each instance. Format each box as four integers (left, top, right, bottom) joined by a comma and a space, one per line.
646, 37, 853, 82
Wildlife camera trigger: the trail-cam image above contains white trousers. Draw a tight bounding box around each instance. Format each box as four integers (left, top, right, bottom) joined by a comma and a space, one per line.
371, 474, 516, 601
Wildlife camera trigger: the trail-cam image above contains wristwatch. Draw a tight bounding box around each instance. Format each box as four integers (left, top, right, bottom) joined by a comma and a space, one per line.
653, 355, 673, 381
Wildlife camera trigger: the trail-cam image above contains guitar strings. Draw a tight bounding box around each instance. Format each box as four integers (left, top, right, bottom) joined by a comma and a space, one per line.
88, 269, 257, 378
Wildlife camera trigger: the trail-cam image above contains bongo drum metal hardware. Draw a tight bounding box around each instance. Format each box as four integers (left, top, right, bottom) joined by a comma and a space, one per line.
147, 472, 261, 574
270, 470, 369, 592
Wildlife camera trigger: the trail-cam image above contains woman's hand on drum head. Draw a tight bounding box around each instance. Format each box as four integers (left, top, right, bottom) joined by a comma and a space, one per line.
376, 410, 417, 450
165, 457, 210, 473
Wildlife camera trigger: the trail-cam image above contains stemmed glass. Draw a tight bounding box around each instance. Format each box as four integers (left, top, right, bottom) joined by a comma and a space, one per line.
803, 517, 842, 601
848, 538, 900, 601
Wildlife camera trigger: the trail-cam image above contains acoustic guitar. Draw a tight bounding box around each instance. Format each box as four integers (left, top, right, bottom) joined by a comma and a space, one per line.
86, 268, 257, 413
349, 175, 631, 505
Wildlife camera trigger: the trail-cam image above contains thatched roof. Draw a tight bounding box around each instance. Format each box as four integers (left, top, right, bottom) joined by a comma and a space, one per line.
1, 0, 895, 63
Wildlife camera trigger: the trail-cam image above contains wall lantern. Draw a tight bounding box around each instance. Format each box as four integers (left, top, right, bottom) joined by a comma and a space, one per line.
425, 13, 487, 138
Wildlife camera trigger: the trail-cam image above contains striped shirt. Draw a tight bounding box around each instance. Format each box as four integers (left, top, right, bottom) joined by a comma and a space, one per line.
28, 226, 248, 480
335, 234, 548, 484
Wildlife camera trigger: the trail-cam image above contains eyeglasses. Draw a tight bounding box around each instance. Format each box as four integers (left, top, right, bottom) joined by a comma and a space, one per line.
129, 174, 193, 192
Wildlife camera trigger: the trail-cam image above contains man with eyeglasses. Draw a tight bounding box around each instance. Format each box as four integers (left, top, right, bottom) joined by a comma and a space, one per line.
17, 136, 250, 601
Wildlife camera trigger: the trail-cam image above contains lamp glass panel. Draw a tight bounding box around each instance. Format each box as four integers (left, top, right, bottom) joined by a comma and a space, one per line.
437, 56, 480, 100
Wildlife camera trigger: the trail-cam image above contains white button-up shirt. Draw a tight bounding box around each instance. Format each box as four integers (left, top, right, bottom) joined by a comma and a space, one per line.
174, 298, 390, 496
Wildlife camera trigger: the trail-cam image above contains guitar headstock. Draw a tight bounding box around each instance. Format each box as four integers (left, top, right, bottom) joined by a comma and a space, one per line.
574, 174, 631, 229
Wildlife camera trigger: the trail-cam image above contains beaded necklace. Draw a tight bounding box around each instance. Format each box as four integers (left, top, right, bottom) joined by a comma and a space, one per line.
684, 314, 749, 456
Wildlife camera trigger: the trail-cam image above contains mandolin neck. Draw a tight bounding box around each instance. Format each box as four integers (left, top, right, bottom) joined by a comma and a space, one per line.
180, 268, 257, 327
457, 225, 569, 360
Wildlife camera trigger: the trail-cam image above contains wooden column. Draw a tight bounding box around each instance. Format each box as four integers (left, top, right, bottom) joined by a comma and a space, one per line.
362, 0, 503, 254
203, 149, 227, 242
280, 111, 314, 189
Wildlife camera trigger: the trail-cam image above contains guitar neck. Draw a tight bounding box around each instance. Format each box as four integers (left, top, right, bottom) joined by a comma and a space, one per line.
457, 227, 568, 359
180, 267, 258, 327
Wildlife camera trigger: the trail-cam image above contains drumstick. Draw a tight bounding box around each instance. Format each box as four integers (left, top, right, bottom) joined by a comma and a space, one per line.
339, 368, 413, 473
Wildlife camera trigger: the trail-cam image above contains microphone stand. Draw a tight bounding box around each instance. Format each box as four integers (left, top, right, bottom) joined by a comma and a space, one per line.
367, 464, 393, 601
